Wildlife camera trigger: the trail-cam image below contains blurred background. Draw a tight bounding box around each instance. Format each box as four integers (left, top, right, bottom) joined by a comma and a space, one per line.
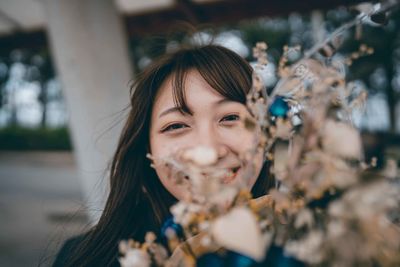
0, 0, 399, 266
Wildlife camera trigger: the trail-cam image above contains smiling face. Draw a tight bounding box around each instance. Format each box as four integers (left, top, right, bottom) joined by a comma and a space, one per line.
149, 69, 264, 201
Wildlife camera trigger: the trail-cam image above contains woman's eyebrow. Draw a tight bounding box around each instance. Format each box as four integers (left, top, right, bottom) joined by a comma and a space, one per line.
159, 98, 234, 118
159, 107, 181, 118
214, 98, 234, 106
159, 106, 191, 118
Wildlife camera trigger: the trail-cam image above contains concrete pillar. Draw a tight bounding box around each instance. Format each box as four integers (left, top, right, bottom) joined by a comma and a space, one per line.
42, 0, 133, 223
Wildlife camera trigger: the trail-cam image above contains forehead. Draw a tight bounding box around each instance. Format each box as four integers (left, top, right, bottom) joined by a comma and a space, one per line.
153, 70, 224, 113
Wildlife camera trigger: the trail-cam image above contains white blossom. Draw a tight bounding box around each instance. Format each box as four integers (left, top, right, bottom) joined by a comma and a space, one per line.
119, 249, 150, 267
182, 146, 218, 166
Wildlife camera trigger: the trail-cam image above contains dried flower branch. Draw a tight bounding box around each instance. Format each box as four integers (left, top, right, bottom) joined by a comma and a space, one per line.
119, 2, 400, 266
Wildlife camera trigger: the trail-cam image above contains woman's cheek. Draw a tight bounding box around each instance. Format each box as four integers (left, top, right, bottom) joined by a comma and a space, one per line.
219, 126, 255, 153
154, 134, 194, 158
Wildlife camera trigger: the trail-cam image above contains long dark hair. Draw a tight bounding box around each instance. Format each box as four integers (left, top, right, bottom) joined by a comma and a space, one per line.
66, 44, 274, 266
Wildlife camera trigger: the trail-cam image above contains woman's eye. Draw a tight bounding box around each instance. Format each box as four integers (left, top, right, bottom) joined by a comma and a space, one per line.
161, 123, 188, 133
220, 114, 240, 122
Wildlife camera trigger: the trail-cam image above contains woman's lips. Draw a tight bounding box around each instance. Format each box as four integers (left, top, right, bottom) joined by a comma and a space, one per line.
181, 166, 241, 184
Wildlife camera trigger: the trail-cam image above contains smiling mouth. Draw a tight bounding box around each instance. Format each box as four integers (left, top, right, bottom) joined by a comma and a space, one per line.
181, 166, 241, 183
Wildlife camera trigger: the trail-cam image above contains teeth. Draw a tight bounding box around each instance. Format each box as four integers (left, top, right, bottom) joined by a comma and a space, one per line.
187, 167, 240, 182
224, 168, 239, 182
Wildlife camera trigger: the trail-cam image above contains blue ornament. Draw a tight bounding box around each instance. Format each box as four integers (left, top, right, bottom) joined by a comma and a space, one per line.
160, 217, 185, 240
224, 250, 257, 267
269, 96, 289, 117
263, 245, 305, 267
197, 253, 224, 267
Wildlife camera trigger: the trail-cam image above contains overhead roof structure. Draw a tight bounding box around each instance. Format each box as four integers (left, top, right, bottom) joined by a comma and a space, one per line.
0, 0, 366, 52
0, 0, 175, 35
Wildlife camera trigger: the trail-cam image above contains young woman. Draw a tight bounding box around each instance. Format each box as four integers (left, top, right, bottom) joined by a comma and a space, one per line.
53, 44, 275, 267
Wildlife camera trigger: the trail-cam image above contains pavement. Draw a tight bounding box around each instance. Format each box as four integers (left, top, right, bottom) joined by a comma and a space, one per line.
0, 151, 89, 267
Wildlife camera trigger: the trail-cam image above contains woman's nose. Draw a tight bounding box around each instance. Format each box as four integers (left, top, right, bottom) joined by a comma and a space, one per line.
196, 126, 228, 160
